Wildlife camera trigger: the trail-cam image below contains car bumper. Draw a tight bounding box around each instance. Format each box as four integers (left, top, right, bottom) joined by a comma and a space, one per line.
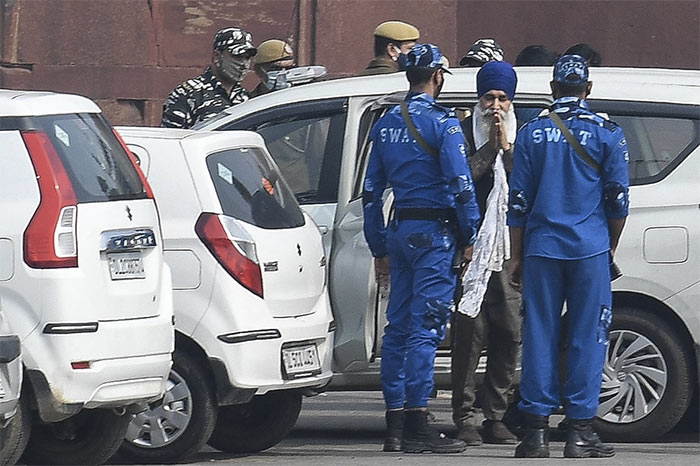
23, 313, 174, 421
193, 292, 334, 396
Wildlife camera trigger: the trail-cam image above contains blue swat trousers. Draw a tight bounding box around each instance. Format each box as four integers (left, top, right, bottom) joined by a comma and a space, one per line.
519, 253, 612, 419
381, 219, 457, 410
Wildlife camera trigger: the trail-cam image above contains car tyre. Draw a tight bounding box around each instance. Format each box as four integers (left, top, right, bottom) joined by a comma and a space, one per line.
21, 406, 130, 465
595, 307, 694, 441
119, 349, 217, 463
0, 395, 30, 466
207, 390, 302, 453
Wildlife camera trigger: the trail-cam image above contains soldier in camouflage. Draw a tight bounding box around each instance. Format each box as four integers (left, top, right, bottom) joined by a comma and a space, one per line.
161, 27, 257, 129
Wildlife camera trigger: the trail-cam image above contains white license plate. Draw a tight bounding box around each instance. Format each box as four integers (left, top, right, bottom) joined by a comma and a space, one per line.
282, 344, 321, 378
108, 252, 145, 280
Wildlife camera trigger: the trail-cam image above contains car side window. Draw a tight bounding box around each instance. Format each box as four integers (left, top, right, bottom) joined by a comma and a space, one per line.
589, 101, 699, 185
219, 99, 347, 205
610, 115, 698, 183
352, 107, 386, 199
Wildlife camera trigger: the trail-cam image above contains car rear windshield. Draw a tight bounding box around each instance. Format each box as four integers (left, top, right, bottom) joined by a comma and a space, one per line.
33, 113, 148, 202
206, 147, 306, 229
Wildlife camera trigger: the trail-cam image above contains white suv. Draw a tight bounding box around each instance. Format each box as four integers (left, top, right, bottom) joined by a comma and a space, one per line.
0, 89, 174, 464
0, 296, 23, 466
115, 128, 334, 462
195, 68, 700, 441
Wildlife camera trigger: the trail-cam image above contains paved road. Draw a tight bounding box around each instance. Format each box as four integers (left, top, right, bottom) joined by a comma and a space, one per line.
179, 391, 699, 466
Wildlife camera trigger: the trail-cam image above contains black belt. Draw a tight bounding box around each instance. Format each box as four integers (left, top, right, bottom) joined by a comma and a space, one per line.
396, 208, 456, 222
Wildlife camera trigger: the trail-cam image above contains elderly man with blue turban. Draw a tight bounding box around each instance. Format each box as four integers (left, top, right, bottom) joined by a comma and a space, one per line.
451, 60, 522, 447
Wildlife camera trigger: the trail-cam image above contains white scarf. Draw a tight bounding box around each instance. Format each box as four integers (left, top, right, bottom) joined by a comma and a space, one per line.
458, 105, 516, 318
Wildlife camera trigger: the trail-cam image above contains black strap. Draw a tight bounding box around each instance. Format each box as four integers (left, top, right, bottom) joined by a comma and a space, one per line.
548, 111, 601, 173
396, 207, 456, 222
400, 101, 439, 158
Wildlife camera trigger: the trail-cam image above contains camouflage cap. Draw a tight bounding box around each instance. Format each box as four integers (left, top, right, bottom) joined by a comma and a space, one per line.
459, 38, 504, 66
553, 54, 589, 85
213, 27, 257, 56
374, 21, 420, 42
255, 39, 294, 65
405, 43, 452, 74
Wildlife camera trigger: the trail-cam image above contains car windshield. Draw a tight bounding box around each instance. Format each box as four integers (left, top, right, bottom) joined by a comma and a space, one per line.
206, 147, 305, 229
33, 113, 148, 202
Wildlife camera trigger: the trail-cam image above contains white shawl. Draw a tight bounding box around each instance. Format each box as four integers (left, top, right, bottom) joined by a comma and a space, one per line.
457, 107, 516, 317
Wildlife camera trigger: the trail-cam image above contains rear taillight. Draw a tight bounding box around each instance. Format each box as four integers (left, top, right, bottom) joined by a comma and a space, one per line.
112, 128, 155, 199
195, 213, 263, 298
21, 130, 78, 268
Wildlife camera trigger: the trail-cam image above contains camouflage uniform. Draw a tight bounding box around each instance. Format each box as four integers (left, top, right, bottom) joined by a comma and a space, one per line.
161, 27, 256, 129
161, 67, 249, 128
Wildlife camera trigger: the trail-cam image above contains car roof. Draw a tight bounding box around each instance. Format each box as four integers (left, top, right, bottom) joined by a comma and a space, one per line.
202, 67, 700, 127
0, 88, 101, 116
116, 126, 266, 147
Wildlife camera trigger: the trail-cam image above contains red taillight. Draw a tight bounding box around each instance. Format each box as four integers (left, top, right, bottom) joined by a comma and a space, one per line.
112, 128, 155, 199
195, 213, 263, 298
21, 131, 78, 268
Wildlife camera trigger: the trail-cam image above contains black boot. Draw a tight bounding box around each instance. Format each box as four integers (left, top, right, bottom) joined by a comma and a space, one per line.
383, 410, 404, 452
514, 413, 550, 458
401, 410, 467, 454
564, 418, 615, 458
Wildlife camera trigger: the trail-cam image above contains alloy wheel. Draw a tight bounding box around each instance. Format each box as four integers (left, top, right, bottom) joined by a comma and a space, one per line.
598, 329, 668, 424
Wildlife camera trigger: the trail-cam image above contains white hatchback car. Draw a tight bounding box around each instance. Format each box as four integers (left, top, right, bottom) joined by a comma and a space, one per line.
195, 68, 700, 441
115, 128, 334, 462
0, 89, 174, 464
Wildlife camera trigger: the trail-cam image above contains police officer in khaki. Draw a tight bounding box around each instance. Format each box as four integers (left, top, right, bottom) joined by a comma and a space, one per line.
250, 39, 296, 98
357, 21, 420, 76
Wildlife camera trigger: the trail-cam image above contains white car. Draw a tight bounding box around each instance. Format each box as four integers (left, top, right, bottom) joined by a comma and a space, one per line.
0, 296, 23, 466
115, 128, 334, 462
195, 67, 700, 441
0, 89, 174, 464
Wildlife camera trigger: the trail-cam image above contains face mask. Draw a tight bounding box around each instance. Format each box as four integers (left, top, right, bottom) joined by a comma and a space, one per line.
391, 45, 409, 71
218, 55, 250, 83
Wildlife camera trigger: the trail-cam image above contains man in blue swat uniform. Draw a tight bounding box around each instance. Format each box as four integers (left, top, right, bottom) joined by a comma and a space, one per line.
363, 43, 480, 454
507, 55, 629, 458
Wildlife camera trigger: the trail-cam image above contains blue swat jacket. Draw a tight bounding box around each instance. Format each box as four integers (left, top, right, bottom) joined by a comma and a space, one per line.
507, 97, 630, 260
363, 92, 481, 257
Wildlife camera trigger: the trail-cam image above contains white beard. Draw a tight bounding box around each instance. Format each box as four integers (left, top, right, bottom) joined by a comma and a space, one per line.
472, 101, 517, 150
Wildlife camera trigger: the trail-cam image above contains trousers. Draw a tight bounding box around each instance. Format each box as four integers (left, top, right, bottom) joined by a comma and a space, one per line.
518, 253, 611, 419
381, 219, 457, 410
451, 266, 521, 426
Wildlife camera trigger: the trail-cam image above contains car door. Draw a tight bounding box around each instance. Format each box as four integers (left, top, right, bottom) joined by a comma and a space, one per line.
218, 98, 347, 257
588, 100, 700, 300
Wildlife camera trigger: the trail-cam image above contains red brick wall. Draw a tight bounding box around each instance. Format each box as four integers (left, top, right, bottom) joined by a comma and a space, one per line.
1, 0, 697, 126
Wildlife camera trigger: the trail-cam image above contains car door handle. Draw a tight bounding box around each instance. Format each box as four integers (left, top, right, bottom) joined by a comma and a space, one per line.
318, 225, 329, 235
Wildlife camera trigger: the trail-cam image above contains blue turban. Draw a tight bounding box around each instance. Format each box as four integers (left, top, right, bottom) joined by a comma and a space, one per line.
476, 61, 517, 100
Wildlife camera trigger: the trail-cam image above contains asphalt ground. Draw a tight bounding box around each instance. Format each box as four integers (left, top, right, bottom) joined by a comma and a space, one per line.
181, 390, 699, 466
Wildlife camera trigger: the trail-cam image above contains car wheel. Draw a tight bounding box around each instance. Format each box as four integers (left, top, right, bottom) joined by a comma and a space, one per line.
119, 350, 217, 463
595, 307, 694, 441
0, 395, 30, 466
207, 390, 302, 453
21, 407, 130, 465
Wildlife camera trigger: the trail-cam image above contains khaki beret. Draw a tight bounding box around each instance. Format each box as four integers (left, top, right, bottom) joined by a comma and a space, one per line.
255, 39, 294, 65
374, 21, 420, 42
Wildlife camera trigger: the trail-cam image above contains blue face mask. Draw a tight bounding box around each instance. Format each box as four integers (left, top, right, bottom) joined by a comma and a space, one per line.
397, 53, 409, 71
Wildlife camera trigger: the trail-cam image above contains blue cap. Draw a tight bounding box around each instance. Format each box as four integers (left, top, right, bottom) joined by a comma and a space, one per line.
553, 54, 589, 85
405, 43, 452, 74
